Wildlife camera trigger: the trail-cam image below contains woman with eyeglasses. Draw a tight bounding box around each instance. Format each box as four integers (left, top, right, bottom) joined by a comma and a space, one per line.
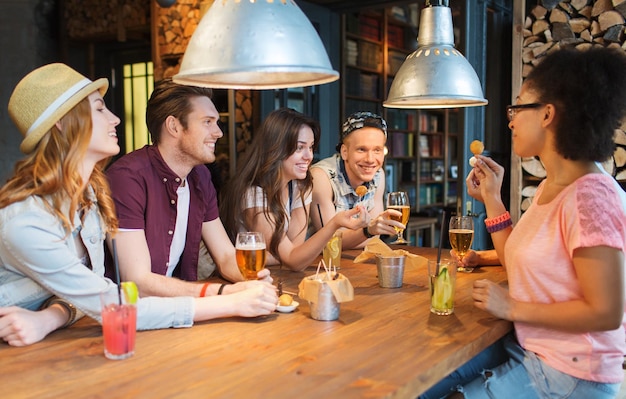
425, 47, 626, 399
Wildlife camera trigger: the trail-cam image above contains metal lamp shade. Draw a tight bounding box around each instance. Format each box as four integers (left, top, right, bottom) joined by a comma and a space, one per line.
173, 0, 339, 89
384, 4, 487, 109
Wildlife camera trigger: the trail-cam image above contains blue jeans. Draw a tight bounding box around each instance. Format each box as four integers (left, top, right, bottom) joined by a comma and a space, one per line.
418, 336, 508, 399
461, 333, 621, 399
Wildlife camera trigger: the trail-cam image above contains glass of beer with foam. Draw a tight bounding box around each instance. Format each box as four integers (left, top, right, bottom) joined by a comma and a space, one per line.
235, 232, 267, 280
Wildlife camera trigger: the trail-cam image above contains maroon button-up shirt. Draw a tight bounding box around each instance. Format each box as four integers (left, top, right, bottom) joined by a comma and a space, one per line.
106, 145, 218, 281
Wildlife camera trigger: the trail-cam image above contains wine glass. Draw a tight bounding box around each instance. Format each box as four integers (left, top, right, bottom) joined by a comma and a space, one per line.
386, 191, 410, 245
235, 232, 266, 280
449, 216, 474, 273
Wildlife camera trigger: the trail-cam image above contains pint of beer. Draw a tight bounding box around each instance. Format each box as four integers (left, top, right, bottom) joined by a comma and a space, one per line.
235, 232, 266, 280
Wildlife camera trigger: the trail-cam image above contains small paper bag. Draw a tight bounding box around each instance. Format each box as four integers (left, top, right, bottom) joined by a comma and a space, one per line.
353, 237, 428, 270
298, 273, 354, 303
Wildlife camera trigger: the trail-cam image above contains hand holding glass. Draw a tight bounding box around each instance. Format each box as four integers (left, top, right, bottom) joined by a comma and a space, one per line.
386, 191, 410, 245
449, 216, 474, 272
235, 232, 267, 280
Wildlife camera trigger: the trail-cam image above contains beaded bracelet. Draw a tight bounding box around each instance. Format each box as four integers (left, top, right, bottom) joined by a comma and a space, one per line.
41, 297, 78, 329
484, 211, 512, 233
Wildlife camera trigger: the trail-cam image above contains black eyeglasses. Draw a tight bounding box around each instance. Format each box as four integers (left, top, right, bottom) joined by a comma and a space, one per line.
506, 103, 544, 122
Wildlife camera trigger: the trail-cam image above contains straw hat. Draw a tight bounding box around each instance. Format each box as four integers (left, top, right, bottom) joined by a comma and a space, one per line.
8, 63, 109, 154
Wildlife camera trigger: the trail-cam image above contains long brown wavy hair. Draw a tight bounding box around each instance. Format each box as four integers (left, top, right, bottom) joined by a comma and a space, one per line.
220, 108, 320, 262
0, 97, 118, 235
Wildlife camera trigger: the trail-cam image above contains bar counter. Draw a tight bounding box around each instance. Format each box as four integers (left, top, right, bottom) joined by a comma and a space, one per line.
0, 247, 511, 398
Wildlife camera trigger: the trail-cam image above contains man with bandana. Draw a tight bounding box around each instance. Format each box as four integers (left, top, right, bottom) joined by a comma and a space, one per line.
310, 111, 404, 249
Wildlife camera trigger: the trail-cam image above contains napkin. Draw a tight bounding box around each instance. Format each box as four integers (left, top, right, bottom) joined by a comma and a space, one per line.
353, 237, 428, 270
298, 273, 354, 304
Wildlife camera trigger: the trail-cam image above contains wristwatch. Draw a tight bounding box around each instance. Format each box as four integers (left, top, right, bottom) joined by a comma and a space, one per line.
363, 226, 374, 238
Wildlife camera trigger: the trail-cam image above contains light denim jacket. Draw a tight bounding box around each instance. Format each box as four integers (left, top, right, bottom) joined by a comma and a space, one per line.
0, 189, 194, 330
311, 153, 382, 213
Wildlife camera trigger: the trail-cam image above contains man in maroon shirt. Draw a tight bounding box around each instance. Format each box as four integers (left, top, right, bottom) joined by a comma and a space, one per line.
106, 79, 271, 298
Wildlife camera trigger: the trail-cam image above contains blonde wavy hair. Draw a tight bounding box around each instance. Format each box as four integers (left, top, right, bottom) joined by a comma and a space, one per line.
0, 97, 118, 235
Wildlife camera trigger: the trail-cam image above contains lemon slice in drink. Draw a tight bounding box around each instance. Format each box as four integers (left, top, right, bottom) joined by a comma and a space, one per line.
433, 267, 453, 309
328, 236, 341, 259
121, 281, 139, 305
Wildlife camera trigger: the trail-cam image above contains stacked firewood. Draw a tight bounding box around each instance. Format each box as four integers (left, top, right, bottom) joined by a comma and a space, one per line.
64, 0, 150, 42
154, 0, 204, 79
154, 0, 254, 162
520, 0, 626, 202
522, 0, 626, 78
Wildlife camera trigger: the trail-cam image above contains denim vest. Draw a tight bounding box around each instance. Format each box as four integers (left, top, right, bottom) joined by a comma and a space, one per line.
311, 154, 382, 213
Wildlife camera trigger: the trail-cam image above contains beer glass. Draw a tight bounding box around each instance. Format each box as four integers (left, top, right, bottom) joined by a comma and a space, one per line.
386, 191, 410, 244
449, 216, 474, 272
235, 232, 266, 280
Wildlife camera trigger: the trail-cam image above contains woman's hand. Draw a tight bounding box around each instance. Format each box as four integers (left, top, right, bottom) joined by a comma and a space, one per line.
472, 279, 513, 320
450, 249, 480, 268
0, 306, 64, 346
466, 155, 505, 205
334, 206, 369, 230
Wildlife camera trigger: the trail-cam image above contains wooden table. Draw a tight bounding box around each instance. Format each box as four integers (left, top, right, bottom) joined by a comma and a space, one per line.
0, 247, 511, 399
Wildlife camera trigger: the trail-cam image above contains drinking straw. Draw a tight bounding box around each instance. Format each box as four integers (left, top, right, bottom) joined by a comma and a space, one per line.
315, 260, 322, 280
435, 210, 446, 276
112, 238, 123, 305
317, 203, 324, 227
111, 239, 129, 354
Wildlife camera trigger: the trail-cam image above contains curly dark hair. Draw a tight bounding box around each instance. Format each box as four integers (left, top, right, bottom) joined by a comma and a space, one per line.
220, 108, 320, 262
524, 46, 626, 162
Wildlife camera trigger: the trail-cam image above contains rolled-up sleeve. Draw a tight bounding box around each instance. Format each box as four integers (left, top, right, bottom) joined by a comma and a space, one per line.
0, 199, 194, 330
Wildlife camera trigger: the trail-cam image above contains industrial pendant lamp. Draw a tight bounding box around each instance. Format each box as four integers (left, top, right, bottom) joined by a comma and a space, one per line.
173, 0, 339, 89
384, 0, 487, 109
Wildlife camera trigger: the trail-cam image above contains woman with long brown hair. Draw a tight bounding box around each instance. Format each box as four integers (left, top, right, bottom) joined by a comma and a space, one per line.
221, 108, 367, 271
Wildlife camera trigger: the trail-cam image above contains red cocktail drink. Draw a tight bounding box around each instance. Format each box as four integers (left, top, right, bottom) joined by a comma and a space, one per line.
101, 302, 136, 360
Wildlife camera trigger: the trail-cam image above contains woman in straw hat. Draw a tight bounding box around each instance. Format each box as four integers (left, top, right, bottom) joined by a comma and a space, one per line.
0, 63, 277, 346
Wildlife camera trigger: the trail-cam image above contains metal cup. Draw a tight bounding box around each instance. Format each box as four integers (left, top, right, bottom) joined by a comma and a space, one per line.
309, 282, 340, 321
376, 255, 406, 288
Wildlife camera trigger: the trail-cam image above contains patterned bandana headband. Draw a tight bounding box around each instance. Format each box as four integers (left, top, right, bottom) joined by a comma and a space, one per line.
341, 111, 388, 140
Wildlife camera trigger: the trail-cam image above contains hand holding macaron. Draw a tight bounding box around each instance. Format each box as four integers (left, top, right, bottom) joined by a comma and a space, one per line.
469, 140, 484, 167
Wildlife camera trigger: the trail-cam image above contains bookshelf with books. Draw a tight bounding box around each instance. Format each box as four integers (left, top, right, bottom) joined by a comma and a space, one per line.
385, 108, 461, 213
415, 109, 461, 211
340, 6, 462, 214
343, 11, 385, 117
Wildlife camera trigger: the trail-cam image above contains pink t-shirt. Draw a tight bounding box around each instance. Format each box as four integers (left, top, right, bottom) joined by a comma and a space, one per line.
506, 173, 626, 383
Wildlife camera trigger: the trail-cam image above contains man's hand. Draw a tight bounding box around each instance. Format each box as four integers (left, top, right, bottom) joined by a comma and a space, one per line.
230, 282, 278, 317
367, 209, 405, 237
255, 268, 273, 283
472, 279, 513, 320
